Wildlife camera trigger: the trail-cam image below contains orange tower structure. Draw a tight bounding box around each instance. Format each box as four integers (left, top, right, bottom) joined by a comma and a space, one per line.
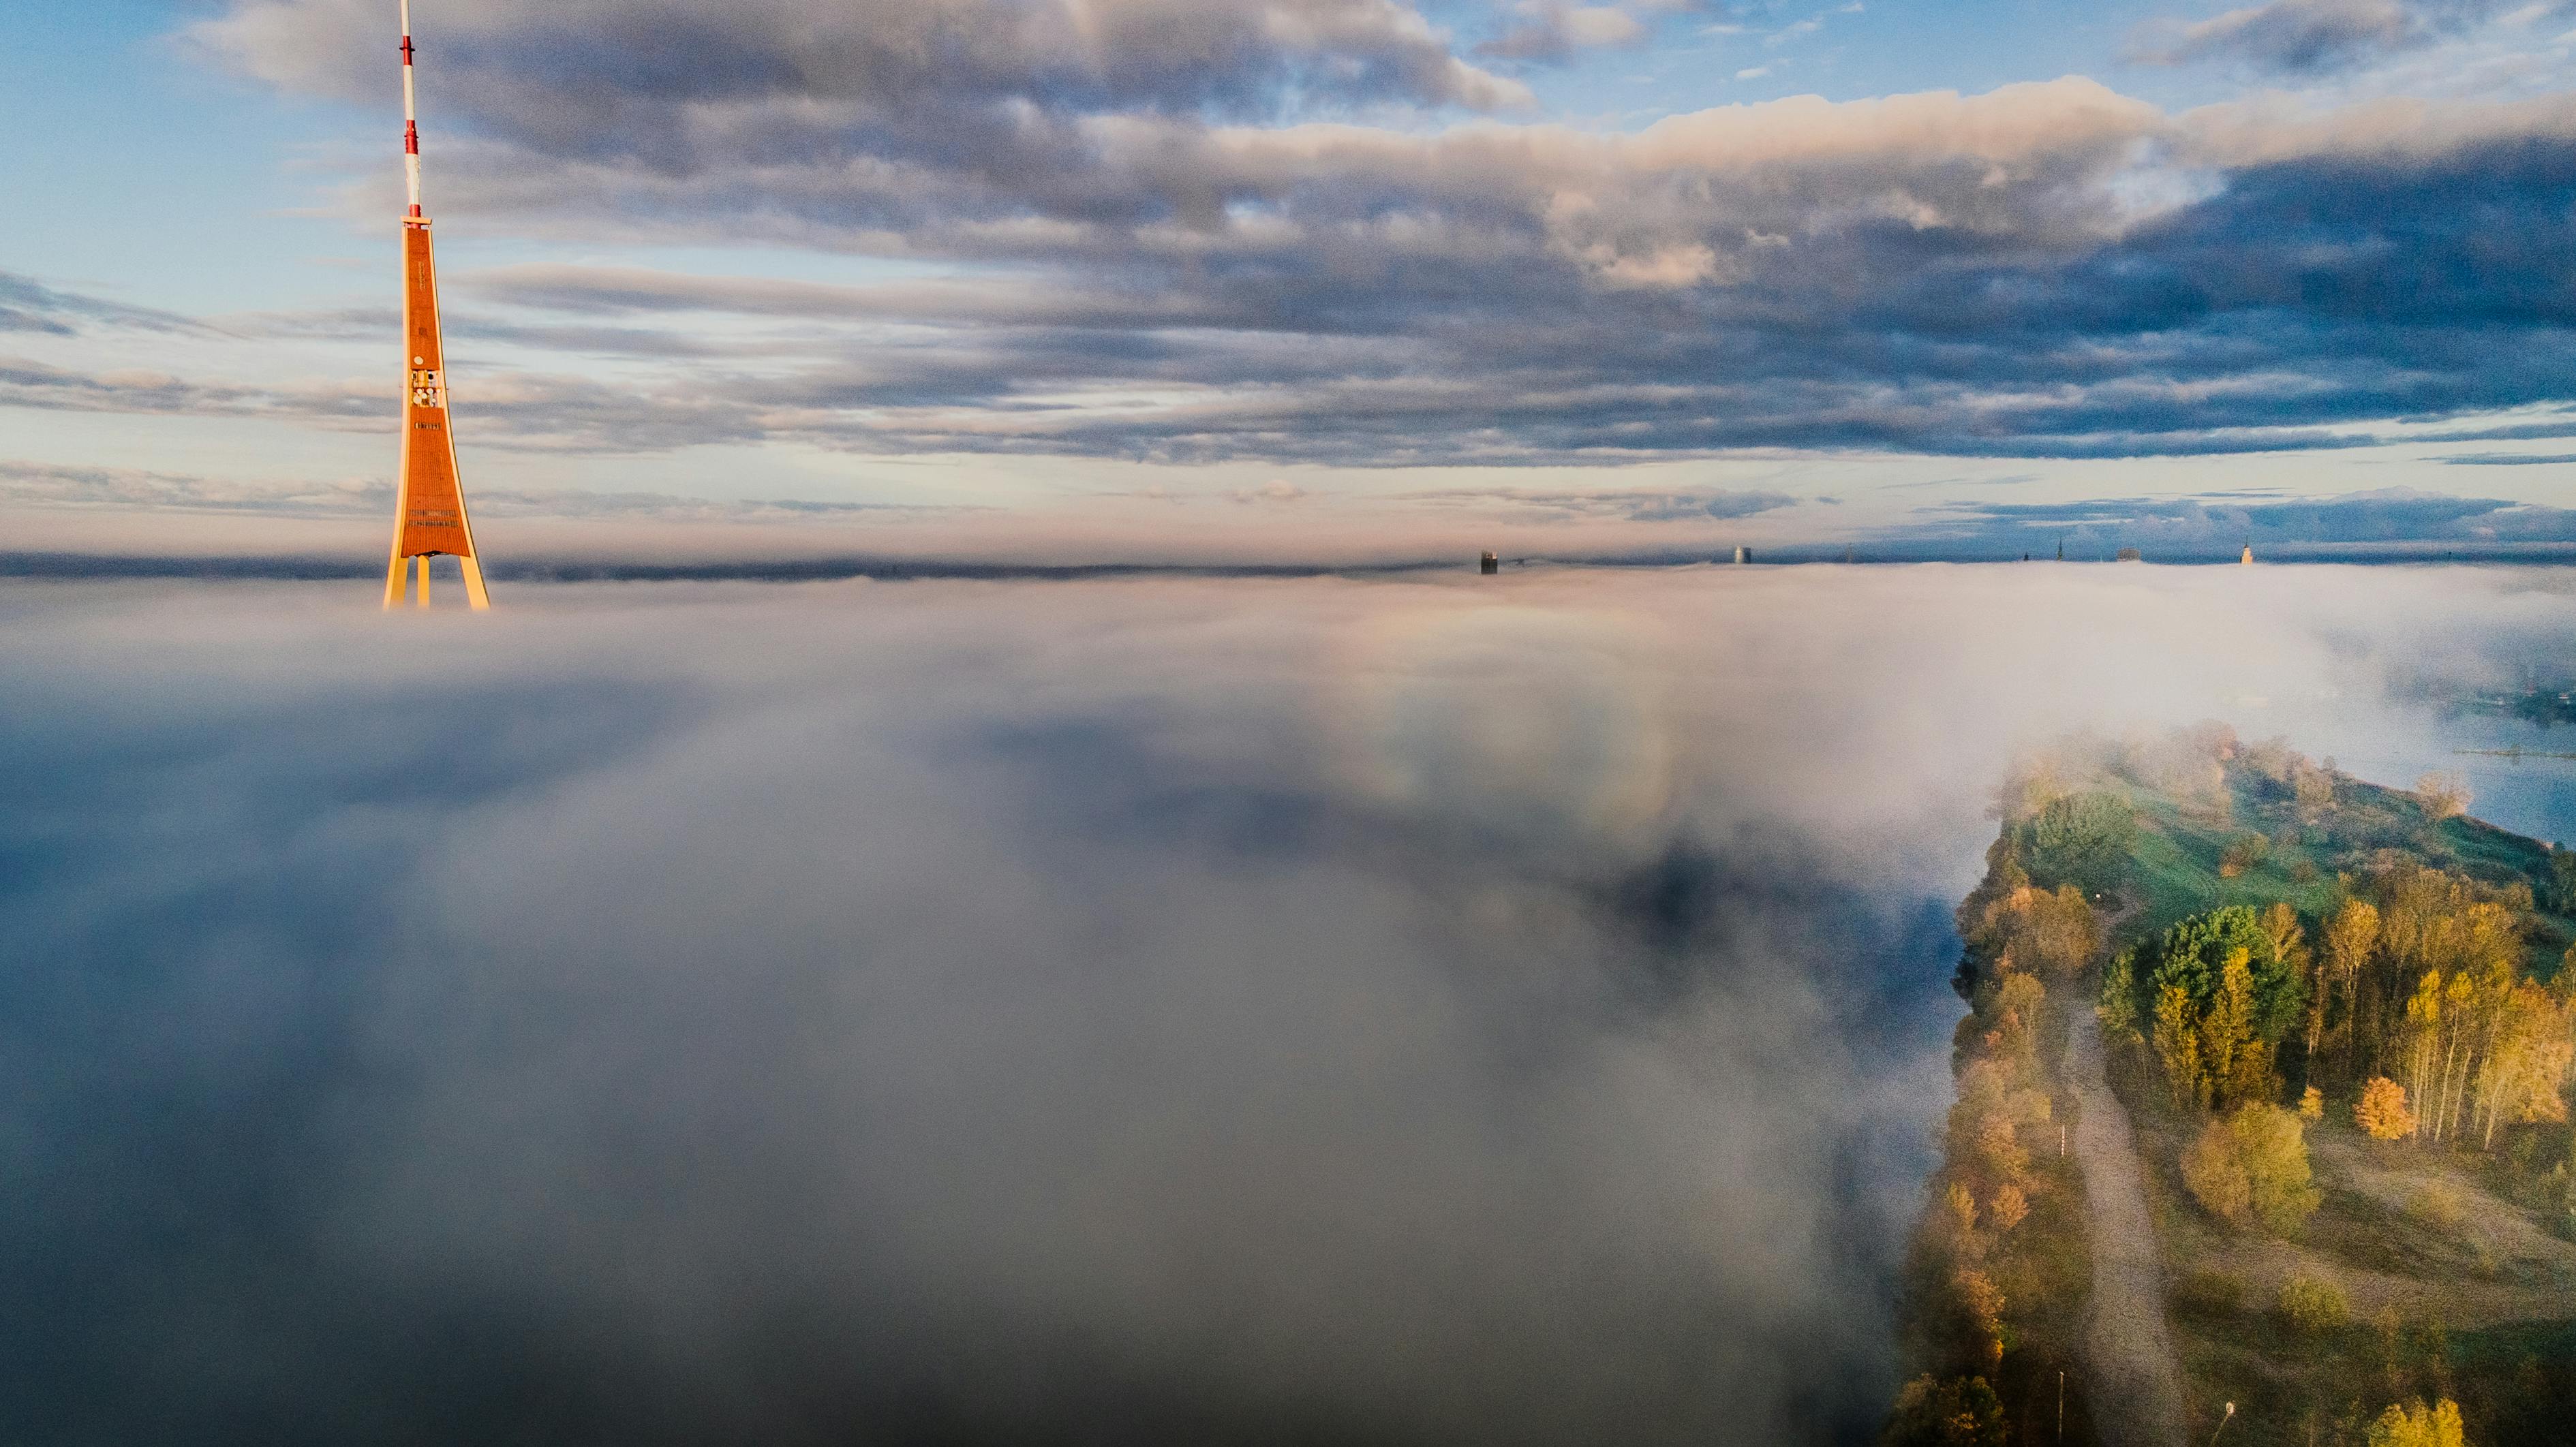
383, 0, 491, 609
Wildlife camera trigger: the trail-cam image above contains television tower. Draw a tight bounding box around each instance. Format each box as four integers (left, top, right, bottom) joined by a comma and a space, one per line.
383, 0, 491, 609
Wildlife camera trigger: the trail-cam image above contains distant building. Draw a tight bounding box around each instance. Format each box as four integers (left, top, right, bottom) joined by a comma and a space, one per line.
2115, 546, 2143, 562
1733, 545, 1751, 564
2241, 544, 2255, 565
1479, 550, 1499, 575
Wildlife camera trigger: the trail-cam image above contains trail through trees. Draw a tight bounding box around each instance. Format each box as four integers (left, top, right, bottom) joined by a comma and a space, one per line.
2069, 1002, 2188, 1447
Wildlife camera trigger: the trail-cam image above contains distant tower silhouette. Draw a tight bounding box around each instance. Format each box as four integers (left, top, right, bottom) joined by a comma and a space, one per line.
2240, 542, 2255, 565
1733, 545, 1751, 564
1478, 550, 1499, 575
383, 0, 491, 610
2055, 537, 2064, 561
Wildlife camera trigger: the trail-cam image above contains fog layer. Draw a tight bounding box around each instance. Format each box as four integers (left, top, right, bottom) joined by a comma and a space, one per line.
1, 565, 2568, 1445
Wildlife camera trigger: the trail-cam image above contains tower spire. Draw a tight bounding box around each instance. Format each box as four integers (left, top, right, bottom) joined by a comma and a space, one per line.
384, 0, 491, 610
400, 0, 421, 217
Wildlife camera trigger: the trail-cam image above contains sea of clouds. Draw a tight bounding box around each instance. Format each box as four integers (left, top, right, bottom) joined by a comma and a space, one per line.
1, 563, 2569, 1444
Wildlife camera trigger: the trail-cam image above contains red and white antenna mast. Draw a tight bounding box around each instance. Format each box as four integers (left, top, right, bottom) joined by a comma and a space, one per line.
382, 0, 491, 609
400, 0, 423, 217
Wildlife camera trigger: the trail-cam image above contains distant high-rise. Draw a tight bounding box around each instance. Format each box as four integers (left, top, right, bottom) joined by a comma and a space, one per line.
1479, 550, 1499, 575
383, 0, 491, 610
1733, 545, 1751, 564
2241, 543, 2255, 565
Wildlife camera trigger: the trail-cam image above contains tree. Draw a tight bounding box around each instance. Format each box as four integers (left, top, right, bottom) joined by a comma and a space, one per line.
2155, 983, 2207, 1110
2220, 833, 2271, 877
2181, 1117, 2252, 1223
2416, 773, 2471, 823
1884, 1375, 2009, 1447
2322, 898, 2380, 1078
1991, 973, 2047, 1070
1987, 1181, 2029, 1234
2017, 791, 2136, 892
2299, 1085, 2325, 1121
2470, 982, 2574, 1148
2132, 907, 2307, 1052
1974, 1112, 2029, 1185
2355, 1076, 2417, 1141
2549, 845, 2576, 915
2256, 901, 2320, 1059
2233, 1102, 2322, 1233
2019, 885, 2098, 976
2278, 1273, 2349, 1335
2365, 1398, 2465, 1447
2099, 948, 2143, 1049
2182, 1105, 2319, 1234
2201, 952, 2278, 1109
1950, 1268, 2006, 1371
2294, 762, 2337, 818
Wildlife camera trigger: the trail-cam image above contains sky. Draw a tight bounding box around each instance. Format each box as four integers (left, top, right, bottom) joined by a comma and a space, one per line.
5, 563, 2571, 1444
5, 0, 2576, 561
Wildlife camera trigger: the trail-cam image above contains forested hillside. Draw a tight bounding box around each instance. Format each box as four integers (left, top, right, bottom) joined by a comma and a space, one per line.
1892, 727, 2576, 1447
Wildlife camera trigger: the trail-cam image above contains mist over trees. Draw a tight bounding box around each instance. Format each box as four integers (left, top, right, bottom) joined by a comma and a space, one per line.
2111, 858, 2575, 1158
1906, 717, 2576, 1447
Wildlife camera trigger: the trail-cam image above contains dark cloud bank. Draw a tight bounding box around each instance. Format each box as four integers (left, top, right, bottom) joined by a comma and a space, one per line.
124, 2, 2576, 464
3, 567, 2572, 1445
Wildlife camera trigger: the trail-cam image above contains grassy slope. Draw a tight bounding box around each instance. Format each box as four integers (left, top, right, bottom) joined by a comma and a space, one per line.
2096, 763, 2576, 1447
2106, 766, 2571, 976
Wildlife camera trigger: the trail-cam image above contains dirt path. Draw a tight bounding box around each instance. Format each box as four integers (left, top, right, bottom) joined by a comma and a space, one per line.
2069, 1001, 2188, 1447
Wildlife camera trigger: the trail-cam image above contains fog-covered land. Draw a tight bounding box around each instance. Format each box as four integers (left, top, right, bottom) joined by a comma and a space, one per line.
2, 563, 2569, 1444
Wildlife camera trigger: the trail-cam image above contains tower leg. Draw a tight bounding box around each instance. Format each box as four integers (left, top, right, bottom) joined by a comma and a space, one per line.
459, 554, 491, 610
384, 548, 409, 609
416, 555, 431, 608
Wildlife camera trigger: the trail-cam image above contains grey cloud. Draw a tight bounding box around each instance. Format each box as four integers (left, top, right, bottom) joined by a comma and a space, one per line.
1476, 3, 1649, 61
2440, 451, 2576, 465
0, 271, 205, 337
1409, 485, 1803, 521
101, 12, 2576, 463
190, 0, 1530, 141
0, 459, 386, 515
2130, 0, 2526, 74
0, 355, 326, 420
0, 458, 970, 524
0, 352, 760, 454
1905, 486, 2576, 554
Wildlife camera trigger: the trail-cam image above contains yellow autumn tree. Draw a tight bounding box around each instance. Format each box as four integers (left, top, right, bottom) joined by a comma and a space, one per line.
2181, 1117, 2251, 1223
2472, 982, 2573, 1149
2155, 983, 2207, 1110
2322, 898, 2380, 1078
2366, 1397, 2465, 1447
2182, 1104, 2318, 1234
2355, 1076, 2417, 1141
2233, 1102, 2321, 1233
1950, 1268, 2005, 1371
2200, 952, 2276, 1110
